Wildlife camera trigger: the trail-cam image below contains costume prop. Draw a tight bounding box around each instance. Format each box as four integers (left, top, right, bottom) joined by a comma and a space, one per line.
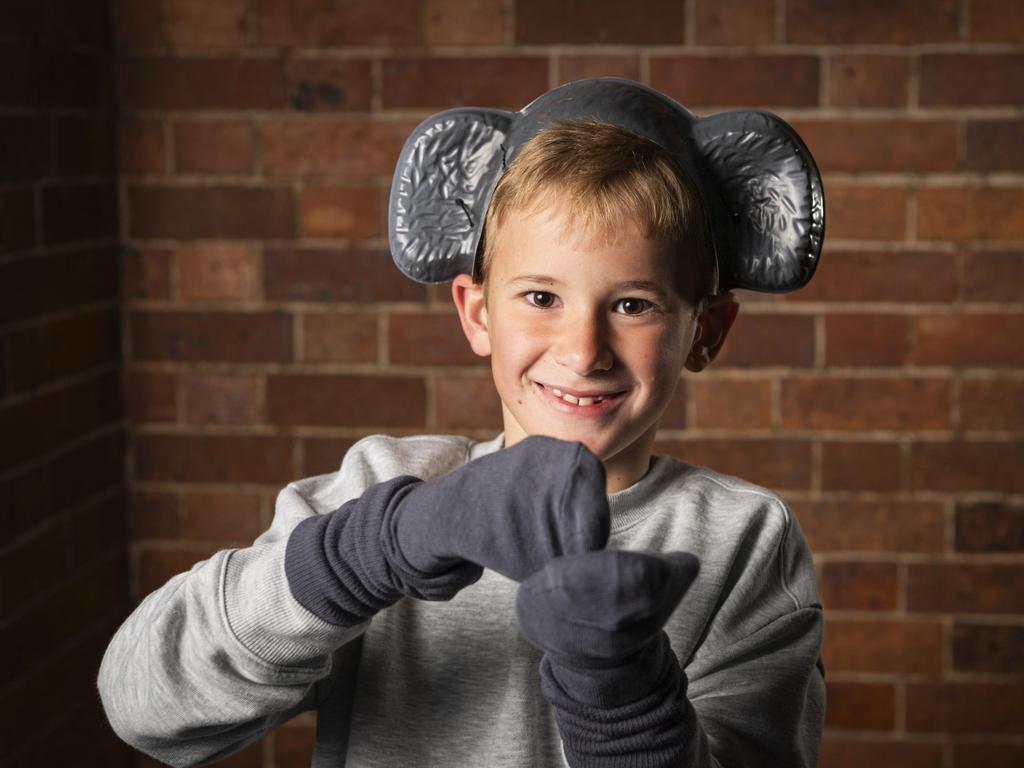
286, 436, 610, 626
388, 77, 825, 294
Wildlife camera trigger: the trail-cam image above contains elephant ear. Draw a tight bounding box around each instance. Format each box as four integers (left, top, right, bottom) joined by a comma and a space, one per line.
692, 110, 825, 293
388, 107, 513, 283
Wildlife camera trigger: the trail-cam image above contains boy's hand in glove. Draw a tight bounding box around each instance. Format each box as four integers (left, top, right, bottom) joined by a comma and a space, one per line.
286, 436, 611, 626
516, 549, 700, 768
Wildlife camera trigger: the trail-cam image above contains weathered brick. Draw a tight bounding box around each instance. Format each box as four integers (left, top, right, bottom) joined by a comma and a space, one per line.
959, 378, 1024, 431
965, 120, 1024, 172
33, 47, 103, 110
264, 248, 425, 303
694, 0, 774, 45
134, 434, 293, 484
124, 248, 172, 300
824, 681, 896, 731
113, 0, 167, 48
907, 682, 1024, 733
786, 250, 957, 303
782, 377, 950, 431
650, 55, 819, 108
963, 251, 1024, 302
41, 183, 118, 245
267, 374, 426, 427
908, 563, 1024, 613
791, 119, 958, 174
55, 116, 115, 177
911, 440, 1024, 493
0, 247, 118, 325
255, 0, 421, 47
690, 378, 772, 429
819, 561, 899, 611
918, 188, 1024, 242
819, 738, 943, 768
132, 311, 293, 363
261, 119, 412, 177
181, 490, 262, 543
920, 54, 1024, 107
285, 57, 373, 112
128, 185, 295, 240
824, 314, 911, 367
909, 313, 1024, 367
556, 56, 641, 84
828, 55, 911, 108
657, 383, 688, 430
164, 0, 247, 48
435, 375, 502, 430
824, 619, 943, 674
794, 500, 944, 553
0, 187, 35, 254
715, 313, 815, 368
120, 57, 288, 110
301, 311, 378, 364
174, 120, 253, 174
301, 437, 358, 477
0, 525, 67, 616
953, 622, 1024, 674
128, 491, 180, 540
787, 0, 959, 44
177, 244, 259, 301
127, 369, 178, 424
118, 119, 167, 175
953, 742, 1024, 768
382, 57, 548, 110
654, 438, 812, 491
970, 0, 1024, 42
275, 721, 317, 767
424, 0, 506, 46
820, 442, 903, 492
388, 312, 482, 366
826, 186, 907, 241
0, 116, 49, 182
956, 501, 1024, 552
516, 0, 684, 44
137, 546, 220, 597
301, 186, 382, 240
181, 373, 265, 425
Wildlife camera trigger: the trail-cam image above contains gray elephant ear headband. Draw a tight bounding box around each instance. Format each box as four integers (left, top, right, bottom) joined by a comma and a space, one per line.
387, 77, 824, 294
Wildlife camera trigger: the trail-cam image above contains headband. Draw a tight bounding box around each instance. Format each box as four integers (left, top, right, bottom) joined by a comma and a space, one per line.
387, 77, 824, 294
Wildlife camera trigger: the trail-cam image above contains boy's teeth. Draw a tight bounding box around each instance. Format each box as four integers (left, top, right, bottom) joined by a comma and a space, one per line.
548, 387, 603, 405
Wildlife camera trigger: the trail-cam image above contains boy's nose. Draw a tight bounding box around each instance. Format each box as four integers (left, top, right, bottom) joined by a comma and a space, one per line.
553, 313, 614, 376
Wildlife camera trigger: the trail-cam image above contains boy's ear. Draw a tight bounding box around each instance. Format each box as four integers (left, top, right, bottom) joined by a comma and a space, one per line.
685, 292, 740, 373
452, 273, 492, 357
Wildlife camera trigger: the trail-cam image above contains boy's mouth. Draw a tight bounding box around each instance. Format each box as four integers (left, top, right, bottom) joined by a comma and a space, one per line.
536, 382, 624, 407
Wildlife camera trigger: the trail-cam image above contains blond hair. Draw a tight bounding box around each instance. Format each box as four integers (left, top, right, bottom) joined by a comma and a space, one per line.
476, 119, 717, 303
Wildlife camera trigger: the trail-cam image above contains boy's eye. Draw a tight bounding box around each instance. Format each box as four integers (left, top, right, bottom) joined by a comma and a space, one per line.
525, 291, 557, 308
614, 297, 653, 315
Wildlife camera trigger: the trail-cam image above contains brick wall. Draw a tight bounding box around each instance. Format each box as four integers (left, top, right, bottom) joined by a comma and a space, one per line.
0, 1, 130, 766
9, 0, 1016, 765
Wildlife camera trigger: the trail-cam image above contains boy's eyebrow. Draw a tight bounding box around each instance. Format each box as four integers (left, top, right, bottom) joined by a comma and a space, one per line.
508, 276, 676, 301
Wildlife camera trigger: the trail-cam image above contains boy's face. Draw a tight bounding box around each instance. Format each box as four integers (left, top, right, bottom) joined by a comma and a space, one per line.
454, 198, 729, 491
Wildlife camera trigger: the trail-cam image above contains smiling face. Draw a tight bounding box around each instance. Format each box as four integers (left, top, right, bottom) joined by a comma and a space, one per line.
453, 196, 707, 492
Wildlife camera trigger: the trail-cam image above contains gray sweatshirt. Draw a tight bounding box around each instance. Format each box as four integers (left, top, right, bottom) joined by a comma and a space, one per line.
98, 433, 825, 767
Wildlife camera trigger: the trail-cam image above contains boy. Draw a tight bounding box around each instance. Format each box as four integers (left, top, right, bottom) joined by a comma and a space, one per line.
99, 79, 826, 767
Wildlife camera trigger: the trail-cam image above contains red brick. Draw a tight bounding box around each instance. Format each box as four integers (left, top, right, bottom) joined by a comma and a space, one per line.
285, 57, 373, 112
953, 743, 1024, 768
174, 120, 253, 174
824, 681, 896, 731
424, 0, 506, 46
301, 311, 378, 364
820, 738, 943, 768
920, 54, 1024, 107
516, 0, 684, 44
794, 500, 944, 553
137, 547, 219, 598
782, 377, 950, 431
960, 378, 1024, 431
820, 442, 903, 492
120, 57, 288, 110
41, 183, 118, 245
820, 561, 899, 611
0, 247, 118, 325
918, 187, 1024, 242
654, 438, 812, 491
0, 187, 35, 254
0, 116, 50, 182
118, 119, 166, 175
435, 375, 502, 430
129, 491, 180, 539
907, 683, 1024, 733
132, 311, 293, 363
382, 57, 548, 110
128, 185, 295, 240
255, 0, 421, 47
262, 119, 413, 177
177, 244, 259, 301
5, 307, 118, 392
264, 248, 425, 303
181, 373, 264, 425
826, 186, 907, 241
124, 248, 171, 300
791, 119, 958, 174
301, 186, 382, 239
824, 619, 944, 674
165, 0, 247, 48
267, 374, 426, 428
953, 622, 1024, 674
113, 0, 167, 48
956, 502, 1024, 552
786, 250, 957, 304
715, 313, 815, 368
31, 47, 103, 110
650, 55, 819, 108
965, 120, 1024, 172
389, 312, 482, 366
825, 314, 911, 367
67, 492, 128, 569
301, 437, 358, 476
694, 0, 774, 45
556, 56, 641, 84
970, 0, 1024, 42
911, 440, 1024, 493
909, 313, 1024, 367
963, 251, 1024, 302
181, 490, 262, 543
657, 383, 688, 430
908, 563, 1024, 613
690, 378, 772, 429
787, 0, 959, 44
55, 116, 115, 177
828, 55, 911, 108
134, 434, 293, 484
276, 721, 316, 767
0, 525, 67, 616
